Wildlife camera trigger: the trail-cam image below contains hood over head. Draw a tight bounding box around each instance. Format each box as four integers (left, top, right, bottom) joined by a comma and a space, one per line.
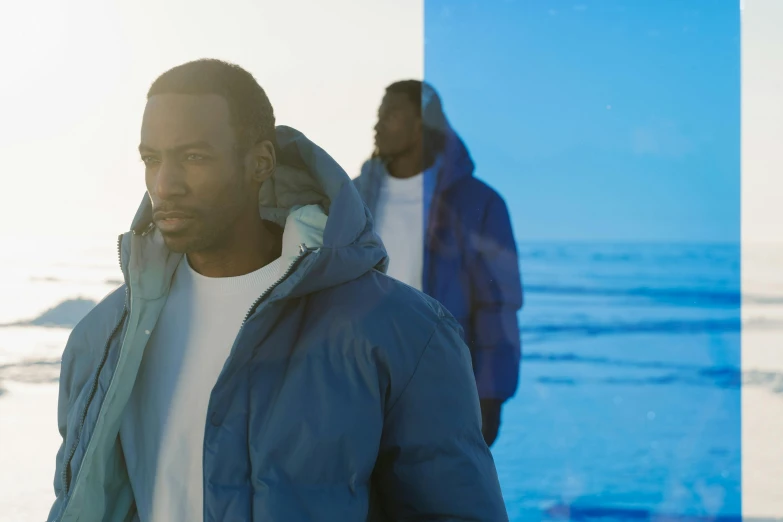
362, 82, 475, 191
420, 83, 475, 190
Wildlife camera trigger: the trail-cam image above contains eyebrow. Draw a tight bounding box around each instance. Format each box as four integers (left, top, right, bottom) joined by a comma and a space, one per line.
138, 141, 215, 154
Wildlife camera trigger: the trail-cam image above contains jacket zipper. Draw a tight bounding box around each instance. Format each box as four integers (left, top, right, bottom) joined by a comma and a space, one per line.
60, 238, 312, 505
242, 243, 312, 324
61, 235, 129, 497
199, 243, 313, 522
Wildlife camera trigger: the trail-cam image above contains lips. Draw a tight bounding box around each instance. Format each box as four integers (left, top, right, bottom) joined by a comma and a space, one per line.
153, 210, 194, 233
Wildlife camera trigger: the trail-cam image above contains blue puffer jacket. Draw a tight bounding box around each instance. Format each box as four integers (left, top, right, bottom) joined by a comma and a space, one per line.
47, 127, 507, 522
355, 129, 523, 401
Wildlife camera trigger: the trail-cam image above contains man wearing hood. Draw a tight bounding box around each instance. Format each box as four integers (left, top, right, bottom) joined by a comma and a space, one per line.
47, 60, 507, 522
355, 81, 523, 447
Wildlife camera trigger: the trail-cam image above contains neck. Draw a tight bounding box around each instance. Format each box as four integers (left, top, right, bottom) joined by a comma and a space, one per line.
387, 144, 424, 179
187, 215, 280, 278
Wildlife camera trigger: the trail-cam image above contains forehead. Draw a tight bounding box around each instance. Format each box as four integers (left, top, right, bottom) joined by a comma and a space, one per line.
141, 93, 235, 150
380, 91, 419, 114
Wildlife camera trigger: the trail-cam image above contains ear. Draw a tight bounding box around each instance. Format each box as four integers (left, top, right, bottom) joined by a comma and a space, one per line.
414, 114, 424, 134
413, 118, 424, 143
248, 140, 276, 184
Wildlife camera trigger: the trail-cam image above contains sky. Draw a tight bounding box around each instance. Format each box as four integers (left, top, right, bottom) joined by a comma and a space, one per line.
425, 0, 741, 243
0, 0, 423, 241
0, 0, 777, 244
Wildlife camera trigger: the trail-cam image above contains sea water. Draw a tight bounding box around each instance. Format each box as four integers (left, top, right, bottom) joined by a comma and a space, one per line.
1, 236, 781, 521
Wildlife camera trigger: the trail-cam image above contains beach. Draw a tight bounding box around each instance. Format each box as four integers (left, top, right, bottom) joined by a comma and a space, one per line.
1, 238, 781, 521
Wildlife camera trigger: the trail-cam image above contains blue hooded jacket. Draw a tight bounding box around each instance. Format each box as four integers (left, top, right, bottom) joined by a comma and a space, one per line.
355, 108, 523, 402
47, 127, 507, 522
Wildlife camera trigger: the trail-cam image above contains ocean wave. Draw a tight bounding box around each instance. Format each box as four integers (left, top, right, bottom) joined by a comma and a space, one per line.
545, 503, 743, 522
0, 298, 97, 329
2, 353, 780, 397
527, 351, 783, 394
27, 275, 123, 286
521, 318, 744, 345
0, 358, 61, 384
524, 284, 752, 307
28, 276, 62, 283
525, 352, 706, 371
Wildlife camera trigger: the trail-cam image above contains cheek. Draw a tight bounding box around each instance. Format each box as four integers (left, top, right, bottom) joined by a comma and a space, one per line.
381, 126, 404, 146
144, 177, 158, 201
385, 120, 403, 135
144, 167, 157, 193
196, 168, 247, 209
188, 162, 230, 191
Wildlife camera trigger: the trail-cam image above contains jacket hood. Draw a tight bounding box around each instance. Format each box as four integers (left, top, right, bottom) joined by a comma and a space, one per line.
421, 82, 475, 189
122, 126, 388, 301
434, 127, 474, 190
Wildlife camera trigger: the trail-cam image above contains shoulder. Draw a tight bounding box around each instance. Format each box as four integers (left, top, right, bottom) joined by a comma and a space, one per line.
315, 270, 458, 329
69, 284, 127, 341
450, 176, 507, 209
307, 270, 462, 355
307, 271, 465, 406
440, 178, 512, 235
355, 159, 383, 188
358, 158, 375, 177
355, 159, 371, 184
61, 285, 127, 388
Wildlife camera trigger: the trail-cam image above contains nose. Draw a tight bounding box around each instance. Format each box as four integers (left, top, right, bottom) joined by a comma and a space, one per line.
150, 160, 187, 200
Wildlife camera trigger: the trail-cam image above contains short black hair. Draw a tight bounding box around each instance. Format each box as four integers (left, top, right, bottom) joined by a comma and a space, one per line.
386, 80, 424, 117
148, 59, 276, 152
384, 79, 447, 168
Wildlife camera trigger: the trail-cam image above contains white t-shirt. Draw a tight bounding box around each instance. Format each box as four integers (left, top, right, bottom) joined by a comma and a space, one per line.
120, 255, 282, 522
373, 173, 424, 291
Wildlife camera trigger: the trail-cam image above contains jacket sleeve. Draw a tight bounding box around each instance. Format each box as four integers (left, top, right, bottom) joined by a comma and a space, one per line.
374, 317, 509, 521
469, 192, 523, 401
47, 330, 78, 521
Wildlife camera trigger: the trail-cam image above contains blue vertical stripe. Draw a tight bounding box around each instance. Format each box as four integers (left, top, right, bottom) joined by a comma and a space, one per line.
421, 155, 439, 295
424, 1, 741, 520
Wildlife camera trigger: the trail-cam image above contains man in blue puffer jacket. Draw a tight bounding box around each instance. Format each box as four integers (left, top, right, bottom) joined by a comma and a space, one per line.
355, 81, 523, 447
46, 60, 507, 522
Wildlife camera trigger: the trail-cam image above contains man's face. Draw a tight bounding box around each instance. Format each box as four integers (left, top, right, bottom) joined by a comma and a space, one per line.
140, 94, 254, 254
374, 92, 422, 159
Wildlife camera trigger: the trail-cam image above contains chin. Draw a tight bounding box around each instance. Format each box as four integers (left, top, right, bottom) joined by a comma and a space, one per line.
161, 225, 222, 255
161, 236, 189, 254
160, 232, 199, 254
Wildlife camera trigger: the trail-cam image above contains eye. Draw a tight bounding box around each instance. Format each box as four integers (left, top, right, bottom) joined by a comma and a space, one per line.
186, 153, 206, 161
141, 155, 160, 166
